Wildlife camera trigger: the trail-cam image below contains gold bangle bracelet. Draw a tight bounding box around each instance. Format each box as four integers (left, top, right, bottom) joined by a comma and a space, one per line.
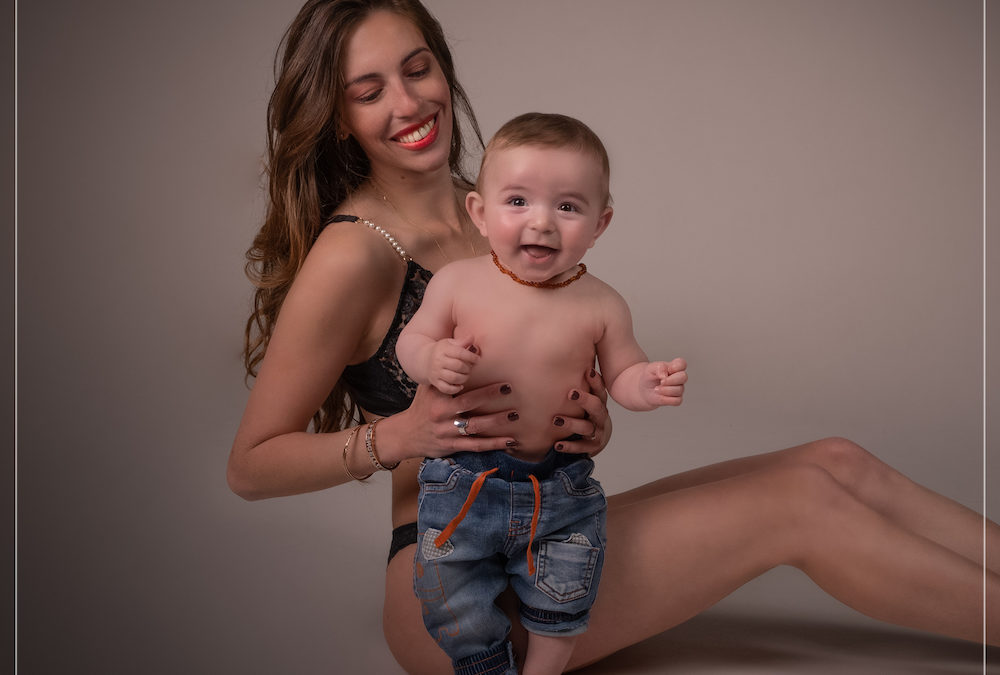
365, 417, 399, 471
342, 426, 373, 482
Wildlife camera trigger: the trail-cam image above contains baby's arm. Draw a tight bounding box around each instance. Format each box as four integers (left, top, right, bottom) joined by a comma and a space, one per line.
610, 359, 688, 410
396, 265, 480, 395
596, 290, 687, 411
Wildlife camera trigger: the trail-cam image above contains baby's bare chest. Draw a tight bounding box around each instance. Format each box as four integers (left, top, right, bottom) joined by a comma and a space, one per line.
452, 289, 604, 410
456, 292, 602, 367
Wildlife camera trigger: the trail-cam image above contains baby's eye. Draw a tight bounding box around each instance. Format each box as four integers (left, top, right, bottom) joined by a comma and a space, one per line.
507, 196, 526, 207
558, 203, 578, 212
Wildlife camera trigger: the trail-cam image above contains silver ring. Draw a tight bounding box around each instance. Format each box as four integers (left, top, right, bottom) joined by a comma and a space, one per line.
454, 418, 471, 436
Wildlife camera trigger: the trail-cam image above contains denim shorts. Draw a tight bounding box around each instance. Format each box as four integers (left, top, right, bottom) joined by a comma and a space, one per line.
414, 450, 607, 674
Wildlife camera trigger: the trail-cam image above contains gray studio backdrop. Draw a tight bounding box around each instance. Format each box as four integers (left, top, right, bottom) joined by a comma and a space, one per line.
17, 1, 995, 673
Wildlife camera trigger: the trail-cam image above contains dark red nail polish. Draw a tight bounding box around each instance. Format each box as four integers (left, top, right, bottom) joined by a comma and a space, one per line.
570, 390, 580, 401
554, 417, 565, 427
555, 443, 564, 451
507, 411, 519, 421
506, 440, 519, 448
500, 384, 512, 395
468, 345, 477, 353
589, 368, 597, 378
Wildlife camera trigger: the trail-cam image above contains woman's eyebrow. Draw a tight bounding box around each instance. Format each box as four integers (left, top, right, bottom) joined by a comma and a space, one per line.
345, 47, 431, 88
401, 46, 431, 66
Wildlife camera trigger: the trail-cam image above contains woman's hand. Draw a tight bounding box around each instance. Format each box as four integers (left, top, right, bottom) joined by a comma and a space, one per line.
379, 382, 520, 464
552, 368, 612, 456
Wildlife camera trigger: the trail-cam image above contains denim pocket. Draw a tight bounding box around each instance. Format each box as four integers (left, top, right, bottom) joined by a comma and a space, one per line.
555, 459, 603, 498
535, 534, 600, 603
417, 458, 461, 493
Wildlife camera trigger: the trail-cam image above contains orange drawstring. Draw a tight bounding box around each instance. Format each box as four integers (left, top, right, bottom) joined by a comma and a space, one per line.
434, 468, 499, 548
432, 468, 542, 577
526, 475, 541, 576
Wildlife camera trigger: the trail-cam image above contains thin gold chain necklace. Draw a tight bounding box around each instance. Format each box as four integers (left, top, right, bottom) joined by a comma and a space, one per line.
375, 184, 479, 263
490, 250, 587, 289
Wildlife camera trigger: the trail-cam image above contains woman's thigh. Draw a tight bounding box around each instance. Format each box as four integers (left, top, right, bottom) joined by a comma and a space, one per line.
566, 465, 821, 670
611, 436, 873, 508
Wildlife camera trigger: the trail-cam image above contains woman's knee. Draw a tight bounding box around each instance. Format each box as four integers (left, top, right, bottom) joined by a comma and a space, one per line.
766, 463, 866, 534
774, 462, 849, 510
800, 436, 892, 495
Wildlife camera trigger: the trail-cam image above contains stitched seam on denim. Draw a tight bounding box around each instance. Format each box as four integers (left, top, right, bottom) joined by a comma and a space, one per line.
535, 541, 599, 603
419, 464, 463, 493
519, 605, 589, 625
557, 470, 601, 497
454, 642, 513, 675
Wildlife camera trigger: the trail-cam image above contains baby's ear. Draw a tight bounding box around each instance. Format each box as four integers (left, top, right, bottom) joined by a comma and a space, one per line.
589, 206, 613, 247
465, 191, 489, 238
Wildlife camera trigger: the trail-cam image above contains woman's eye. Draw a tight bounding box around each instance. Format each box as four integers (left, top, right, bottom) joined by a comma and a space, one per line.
407, 67, 430, 79
356, 89, 382, 103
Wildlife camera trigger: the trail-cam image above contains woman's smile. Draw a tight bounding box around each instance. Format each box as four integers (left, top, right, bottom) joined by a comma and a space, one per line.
392, 113, 439, 149
339, 11, 453, 177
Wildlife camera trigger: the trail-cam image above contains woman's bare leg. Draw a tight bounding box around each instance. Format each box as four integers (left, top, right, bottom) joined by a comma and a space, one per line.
386, 461, 995, 674
614, 437, 998, 571
568, 462, 996, 670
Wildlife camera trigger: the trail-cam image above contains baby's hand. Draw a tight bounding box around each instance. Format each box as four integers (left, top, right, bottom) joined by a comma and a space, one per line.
427, 339, 480, 395
641, 358, 688, 407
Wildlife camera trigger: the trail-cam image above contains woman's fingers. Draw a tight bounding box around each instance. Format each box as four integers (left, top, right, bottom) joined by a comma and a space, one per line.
416, 382, 519, 453
447, 382, 514, 417
554, 416, 613, 455
554, 369, 612, 455
585, 367, 608, 404
552, 412, 596, 441
458, 408, 520, 440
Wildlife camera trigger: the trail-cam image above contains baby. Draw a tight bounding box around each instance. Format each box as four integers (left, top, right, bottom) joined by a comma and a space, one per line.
397, 112, 686, 675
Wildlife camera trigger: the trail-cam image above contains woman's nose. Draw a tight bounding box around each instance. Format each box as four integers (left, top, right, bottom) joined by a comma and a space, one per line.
390, 80, 421, 117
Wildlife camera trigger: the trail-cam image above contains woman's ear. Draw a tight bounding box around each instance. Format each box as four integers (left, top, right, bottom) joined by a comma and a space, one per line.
589, 207, 613, 247
465, 191, 488, 238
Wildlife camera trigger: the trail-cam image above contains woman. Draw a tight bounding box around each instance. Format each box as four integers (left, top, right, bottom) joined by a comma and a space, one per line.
227, 0, 999, 672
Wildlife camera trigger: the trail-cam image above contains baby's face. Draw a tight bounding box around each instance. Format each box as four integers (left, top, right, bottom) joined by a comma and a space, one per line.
466, 145, 612, 285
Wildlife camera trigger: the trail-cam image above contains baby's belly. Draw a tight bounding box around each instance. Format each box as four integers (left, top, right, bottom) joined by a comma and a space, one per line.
466, 360, 590, 461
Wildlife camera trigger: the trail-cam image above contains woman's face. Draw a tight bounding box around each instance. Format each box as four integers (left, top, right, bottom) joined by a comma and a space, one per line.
339, 11, 454, 181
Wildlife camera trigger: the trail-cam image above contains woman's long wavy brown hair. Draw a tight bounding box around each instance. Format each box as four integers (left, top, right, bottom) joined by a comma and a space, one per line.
243, 0, 482, 432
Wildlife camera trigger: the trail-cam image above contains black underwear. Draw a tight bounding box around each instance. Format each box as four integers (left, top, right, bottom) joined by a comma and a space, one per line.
388, 522, 418, 565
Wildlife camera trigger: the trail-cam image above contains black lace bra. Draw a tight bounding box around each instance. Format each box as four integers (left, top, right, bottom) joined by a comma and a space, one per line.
328, 215, 431, 417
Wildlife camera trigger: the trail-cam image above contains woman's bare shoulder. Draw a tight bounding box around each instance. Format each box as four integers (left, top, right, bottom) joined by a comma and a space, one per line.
275, 218, 409, 362
305, 216, 406, 290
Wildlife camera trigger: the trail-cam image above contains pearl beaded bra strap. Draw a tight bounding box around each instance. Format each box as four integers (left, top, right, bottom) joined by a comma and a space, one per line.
329, 215, 411, 263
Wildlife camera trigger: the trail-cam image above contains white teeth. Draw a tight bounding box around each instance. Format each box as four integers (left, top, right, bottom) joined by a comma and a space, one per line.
395, 117, 435, 144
